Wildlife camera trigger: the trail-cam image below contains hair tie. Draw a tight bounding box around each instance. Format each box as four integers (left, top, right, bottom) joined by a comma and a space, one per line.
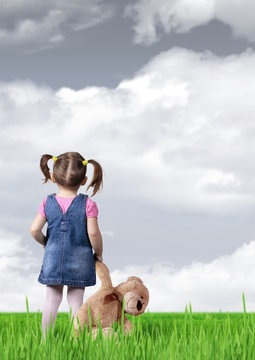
82, 160, 88, 166
52, 156, 58, 162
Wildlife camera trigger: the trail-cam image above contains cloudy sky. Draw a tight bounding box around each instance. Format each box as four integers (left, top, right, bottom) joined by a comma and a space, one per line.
1, 0, 255, 312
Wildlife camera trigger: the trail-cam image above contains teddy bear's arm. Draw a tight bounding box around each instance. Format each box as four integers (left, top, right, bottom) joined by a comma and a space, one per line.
95, 261, 113, 290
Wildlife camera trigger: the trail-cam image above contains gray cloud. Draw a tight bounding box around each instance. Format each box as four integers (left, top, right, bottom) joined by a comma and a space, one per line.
1, 48, 255, 273
0, 0, 114, 50
125, 0, 255, 45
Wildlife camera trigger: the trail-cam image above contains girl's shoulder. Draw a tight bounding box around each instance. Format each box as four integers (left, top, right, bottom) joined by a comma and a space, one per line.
38, 197, 48, 218
86, 196, 98, 218
86, 196, 96, 205
38, 194, 56, 213
41, 197, 48, 206
40, 193, 55, 204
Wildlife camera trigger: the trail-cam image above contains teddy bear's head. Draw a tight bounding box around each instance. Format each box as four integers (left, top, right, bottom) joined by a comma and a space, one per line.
116, 275, 149, 316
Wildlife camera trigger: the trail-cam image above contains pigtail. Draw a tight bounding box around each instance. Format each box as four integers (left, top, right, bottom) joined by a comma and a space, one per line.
40, 154, 53, 183
86, 159, 103, 196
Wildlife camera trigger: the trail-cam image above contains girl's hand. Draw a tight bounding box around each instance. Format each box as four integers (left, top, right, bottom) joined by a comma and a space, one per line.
94, 253, 103, 263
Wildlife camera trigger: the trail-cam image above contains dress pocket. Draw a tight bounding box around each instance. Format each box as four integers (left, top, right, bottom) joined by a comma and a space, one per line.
65, 247, 95, 281
42, 247, 60, 278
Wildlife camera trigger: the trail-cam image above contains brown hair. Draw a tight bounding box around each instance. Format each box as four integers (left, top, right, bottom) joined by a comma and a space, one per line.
40, 152, 103, 196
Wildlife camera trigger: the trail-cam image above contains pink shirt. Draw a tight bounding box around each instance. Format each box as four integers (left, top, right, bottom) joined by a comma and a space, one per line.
38, 195, 98, 219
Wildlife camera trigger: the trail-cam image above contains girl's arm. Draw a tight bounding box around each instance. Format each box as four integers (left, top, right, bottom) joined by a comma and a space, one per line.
87, 217, 103, 262
30, 214, 47, 247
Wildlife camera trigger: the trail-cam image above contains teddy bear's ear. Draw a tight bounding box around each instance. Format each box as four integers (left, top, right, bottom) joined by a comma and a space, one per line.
104, 293, 118, 304
127, 276, 143, 284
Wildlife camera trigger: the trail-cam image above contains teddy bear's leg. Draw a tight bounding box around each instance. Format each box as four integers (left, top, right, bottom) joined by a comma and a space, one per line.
73, 308, 90, 337
102, 327, 116, 339
90, 327, 117, 341
91, 327, 99, 340
123, 317, 134, 336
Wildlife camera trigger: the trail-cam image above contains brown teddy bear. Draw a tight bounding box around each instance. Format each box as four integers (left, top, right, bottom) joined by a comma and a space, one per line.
73, 260, 149, 339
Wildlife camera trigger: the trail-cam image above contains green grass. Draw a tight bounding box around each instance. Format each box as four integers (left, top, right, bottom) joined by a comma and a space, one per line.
1, 294, 255, 359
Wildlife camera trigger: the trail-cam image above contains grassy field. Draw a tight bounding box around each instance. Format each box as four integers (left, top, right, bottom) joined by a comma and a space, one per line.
1, 296, 255, 359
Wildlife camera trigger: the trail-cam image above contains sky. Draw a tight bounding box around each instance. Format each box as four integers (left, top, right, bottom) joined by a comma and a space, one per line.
1, 0, 255, 312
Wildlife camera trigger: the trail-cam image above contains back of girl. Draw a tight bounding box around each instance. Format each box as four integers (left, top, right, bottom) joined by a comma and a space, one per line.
30, 151, 103, 339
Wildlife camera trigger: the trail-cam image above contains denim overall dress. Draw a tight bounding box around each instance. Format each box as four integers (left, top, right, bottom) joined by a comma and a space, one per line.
38, 193, 96, 287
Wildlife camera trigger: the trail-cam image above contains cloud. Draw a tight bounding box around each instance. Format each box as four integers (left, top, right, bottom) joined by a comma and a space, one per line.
1, 48, 254, 215
1, 47, 255, 286
124, 0, 255, 44
0, 229, 40, 311
111, 239, 255, 312
1, 228, 255, 312
0, 229, 103, 311
0, 0, 114, 50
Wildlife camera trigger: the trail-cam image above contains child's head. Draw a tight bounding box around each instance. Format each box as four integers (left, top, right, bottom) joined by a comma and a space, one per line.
40, 152, 103, 196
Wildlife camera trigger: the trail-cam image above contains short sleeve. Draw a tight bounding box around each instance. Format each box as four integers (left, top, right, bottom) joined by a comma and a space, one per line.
86, 198, 98, 218
38, 198, 47, 218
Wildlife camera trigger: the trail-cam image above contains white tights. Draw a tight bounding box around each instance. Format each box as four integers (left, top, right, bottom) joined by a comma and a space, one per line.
42, 285, 85, 337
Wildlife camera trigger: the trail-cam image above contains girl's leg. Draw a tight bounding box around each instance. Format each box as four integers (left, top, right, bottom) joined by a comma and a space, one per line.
67, 286, 85, 321
42, 284, 64, 337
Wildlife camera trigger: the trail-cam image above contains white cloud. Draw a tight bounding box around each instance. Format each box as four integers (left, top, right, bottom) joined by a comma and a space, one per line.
0, 0, 114, 49
0, 229, 102, 311
0, 228, 113, 312
1, 48, 255, 215
111, 240, 255, 312
1, 228, 255, 312
1, 47, 255, 299
0, 229, 40, 311
196, 169, 241, 190
124, 0, 255, 44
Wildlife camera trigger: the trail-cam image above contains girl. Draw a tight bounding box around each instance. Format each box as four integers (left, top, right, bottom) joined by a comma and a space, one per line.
30, 151, 103, 338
